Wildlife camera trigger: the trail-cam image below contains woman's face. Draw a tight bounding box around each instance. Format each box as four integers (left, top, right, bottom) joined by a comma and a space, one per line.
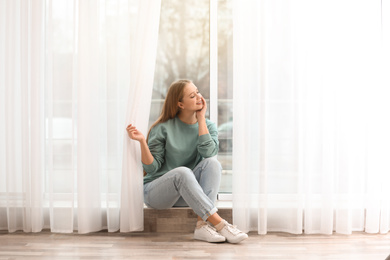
178, 83, 203, 112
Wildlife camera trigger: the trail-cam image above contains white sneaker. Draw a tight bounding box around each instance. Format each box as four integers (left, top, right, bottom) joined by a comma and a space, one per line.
194, 222, 226, 243
217, 220, 248, 244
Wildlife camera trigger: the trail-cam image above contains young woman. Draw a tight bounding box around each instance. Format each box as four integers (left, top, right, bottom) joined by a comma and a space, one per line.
126, 79, 247, 243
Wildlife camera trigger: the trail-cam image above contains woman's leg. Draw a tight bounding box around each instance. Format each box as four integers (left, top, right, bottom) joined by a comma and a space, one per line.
144, 166, 218, 221
173, 157, 222, 207
192, 157, 222, 222
192, 157, 222, 203
144, 162, 247, 243
205, 212, 223, 226
191, 158, 247, 243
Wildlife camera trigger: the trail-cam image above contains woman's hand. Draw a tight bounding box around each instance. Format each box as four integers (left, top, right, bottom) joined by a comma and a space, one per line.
126, 124, 145, 142
196, 96, 207, 119
126, 124, 154, 167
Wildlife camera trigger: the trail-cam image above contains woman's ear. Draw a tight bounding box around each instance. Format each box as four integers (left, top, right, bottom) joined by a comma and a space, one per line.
178, 102, 184, 110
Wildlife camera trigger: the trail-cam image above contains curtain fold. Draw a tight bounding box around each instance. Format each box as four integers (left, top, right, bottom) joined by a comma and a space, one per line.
233, 0, 390, 235
0, 0, 160, 233
120, 0, 161, 233
232, 0, 264, 234
0, 0, 45, 232
76, 0, 105, 234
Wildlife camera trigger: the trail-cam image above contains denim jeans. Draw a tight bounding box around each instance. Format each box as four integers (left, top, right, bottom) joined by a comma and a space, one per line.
143, 157, 222, 221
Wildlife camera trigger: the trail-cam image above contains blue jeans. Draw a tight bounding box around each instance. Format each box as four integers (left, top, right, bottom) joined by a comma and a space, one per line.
143, 157, 222, 221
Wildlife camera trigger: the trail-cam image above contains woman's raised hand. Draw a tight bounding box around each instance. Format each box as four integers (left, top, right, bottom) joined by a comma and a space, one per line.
126, 124, 145, 142
196, 96, 207, 119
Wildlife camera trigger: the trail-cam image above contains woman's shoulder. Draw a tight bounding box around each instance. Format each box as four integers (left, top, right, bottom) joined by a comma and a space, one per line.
149, 122, 167, 137
149, 118, 175, 135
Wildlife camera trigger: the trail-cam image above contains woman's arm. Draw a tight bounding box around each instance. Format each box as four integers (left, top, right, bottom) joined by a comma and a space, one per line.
196, 96, 219, 157
126, 124, 165, 174
197, 96, 209, 136
126, 124, 153, 165
138, 139, 154, 165
197, 121, 219, 158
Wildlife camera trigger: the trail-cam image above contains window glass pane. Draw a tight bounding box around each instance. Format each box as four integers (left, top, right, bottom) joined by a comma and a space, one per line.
217, 0, 232, 193
150, 0, 210, 125
150, 0, 234, 194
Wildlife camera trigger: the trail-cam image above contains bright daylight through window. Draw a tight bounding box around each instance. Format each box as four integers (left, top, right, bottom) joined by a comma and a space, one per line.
150, 0, 233, 193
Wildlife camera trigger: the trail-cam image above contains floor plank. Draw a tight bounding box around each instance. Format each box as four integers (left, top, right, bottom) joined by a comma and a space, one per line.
0, 230, 389, 259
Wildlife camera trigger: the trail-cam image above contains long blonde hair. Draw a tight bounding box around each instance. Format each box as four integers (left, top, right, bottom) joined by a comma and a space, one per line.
146, 79, 191, 141
143, 80, 190, 177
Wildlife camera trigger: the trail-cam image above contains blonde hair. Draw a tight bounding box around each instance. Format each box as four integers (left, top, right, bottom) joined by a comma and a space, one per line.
146, 79, 191, 141
143, 79, 191, 177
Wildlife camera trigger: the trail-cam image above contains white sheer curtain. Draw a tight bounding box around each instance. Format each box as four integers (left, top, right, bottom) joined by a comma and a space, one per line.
120, 0, 161, 232
0, 0, 45, 232
233, 0, 390, 235
0, 0, 160, 233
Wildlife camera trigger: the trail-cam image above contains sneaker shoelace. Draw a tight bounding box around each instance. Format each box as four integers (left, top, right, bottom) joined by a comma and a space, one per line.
205, 224, 219, 235
225, 222, 242, 235
198, 222, 219, 236
208, 225, 217, 232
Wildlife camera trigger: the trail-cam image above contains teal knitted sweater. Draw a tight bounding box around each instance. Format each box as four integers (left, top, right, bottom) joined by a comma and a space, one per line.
143, 116, 219, 184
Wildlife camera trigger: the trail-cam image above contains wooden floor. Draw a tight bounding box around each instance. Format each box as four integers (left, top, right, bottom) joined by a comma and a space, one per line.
0, 230, 389, 260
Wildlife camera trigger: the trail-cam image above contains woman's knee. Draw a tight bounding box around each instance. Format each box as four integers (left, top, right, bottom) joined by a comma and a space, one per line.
174, 166, 196, 182
203, 157, 222, 173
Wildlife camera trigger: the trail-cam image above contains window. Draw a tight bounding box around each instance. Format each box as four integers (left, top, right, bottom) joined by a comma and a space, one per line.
216, 0, 232, 193
150, 0, 233, 193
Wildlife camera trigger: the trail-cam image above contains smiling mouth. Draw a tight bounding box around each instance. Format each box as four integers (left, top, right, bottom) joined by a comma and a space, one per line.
196, 101, 202, 105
